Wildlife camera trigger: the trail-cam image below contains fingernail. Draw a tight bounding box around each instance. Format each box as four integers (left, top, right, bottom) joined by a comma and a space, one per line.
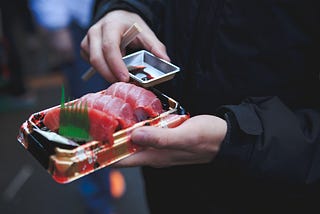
119, 72, 129, 82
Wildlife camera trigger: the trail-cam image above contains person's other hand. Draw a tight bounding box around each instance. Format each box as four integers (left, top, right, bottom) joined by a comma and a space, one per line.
113, 115, 227, 168
81, 10, 170, 83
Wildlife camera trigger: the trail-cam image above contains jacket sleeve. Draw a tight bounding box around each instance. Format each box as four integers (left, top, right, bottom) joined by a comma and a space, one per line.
92, 0, 165, 33
217, 96, 320, 185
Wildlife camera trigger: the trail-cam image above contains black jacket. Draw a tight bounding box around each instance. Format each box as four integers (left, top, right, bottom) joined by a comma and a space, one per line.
94, 0, 320, 213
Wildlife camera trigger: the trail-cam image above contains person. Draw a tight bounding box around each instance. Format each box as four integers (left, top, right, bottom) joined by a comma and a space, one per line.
81, 0, 320, 213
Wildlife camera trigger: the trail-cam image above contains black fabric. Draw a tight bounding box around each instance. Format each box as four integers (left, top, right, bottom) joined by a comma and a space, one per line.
94, 0, 320, 213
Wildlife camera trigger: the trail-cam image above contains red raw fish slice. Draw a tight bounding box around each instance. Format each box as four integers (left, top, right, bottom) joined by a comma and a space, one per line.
103, 82, 163, 121
43, 107, 118, 144
80, 93, 102, 109
79, 94, 136, 128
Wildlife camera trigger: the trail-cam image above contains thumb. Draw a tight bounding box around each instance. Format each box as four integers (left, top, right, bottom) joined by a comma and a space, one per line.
131, 126, 182, 149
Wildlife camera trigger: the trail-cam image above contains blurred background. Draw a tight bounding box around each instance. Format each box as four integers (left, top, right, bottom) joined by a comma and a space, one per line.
0, 0, 149, 213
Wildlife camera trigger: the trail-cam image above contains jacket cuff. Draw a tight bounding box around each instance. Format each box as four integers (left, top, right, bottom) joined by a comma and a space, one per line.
215, 104, 263, 163
93, 0, 154, 27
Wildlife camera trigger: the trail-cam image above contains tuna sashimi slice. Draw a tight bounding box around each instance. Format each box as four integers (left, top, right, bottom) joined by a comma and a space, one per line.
43, 107, 119, 144
79, 93, 136, 128
103, 82, 163, 121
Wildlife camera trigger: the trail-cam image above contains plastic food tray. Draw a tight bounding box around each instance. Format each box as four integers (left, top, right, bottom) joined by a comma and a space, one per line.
17, 88, 189, 184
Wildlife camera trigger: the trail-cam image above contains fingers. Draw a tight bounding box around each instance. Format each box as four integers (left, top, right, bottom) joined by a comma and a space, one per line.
131, 126, 188, 150
113, 148, 171, 168
89, 26, 115, 82
139, 31, 171, 62
101, 24, 130, 82
80, 19, 132, 82
113, 115, 227, 168
80, 36, 89, 61
80, 10, 170, 83
112, 148, 191, 168
81, 24, 119, 82
130, 115, 227, 151
113, 147, 208, 168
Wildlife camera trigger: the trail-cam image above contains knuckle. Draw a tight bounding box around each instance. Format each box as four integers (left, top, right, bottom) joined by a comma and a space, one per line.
87, 25, 98, 36
101, 41, 116, 53
101, 19, 112, 30
157, 134, 169, 148
80, 39, 87, 50
89, 55, 100, 65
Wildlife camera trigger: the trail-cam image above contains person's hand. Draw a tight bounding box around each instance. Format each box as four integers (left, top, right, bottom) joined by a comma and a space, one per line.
113, 115, 228, 168
81, 10, 170, 83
